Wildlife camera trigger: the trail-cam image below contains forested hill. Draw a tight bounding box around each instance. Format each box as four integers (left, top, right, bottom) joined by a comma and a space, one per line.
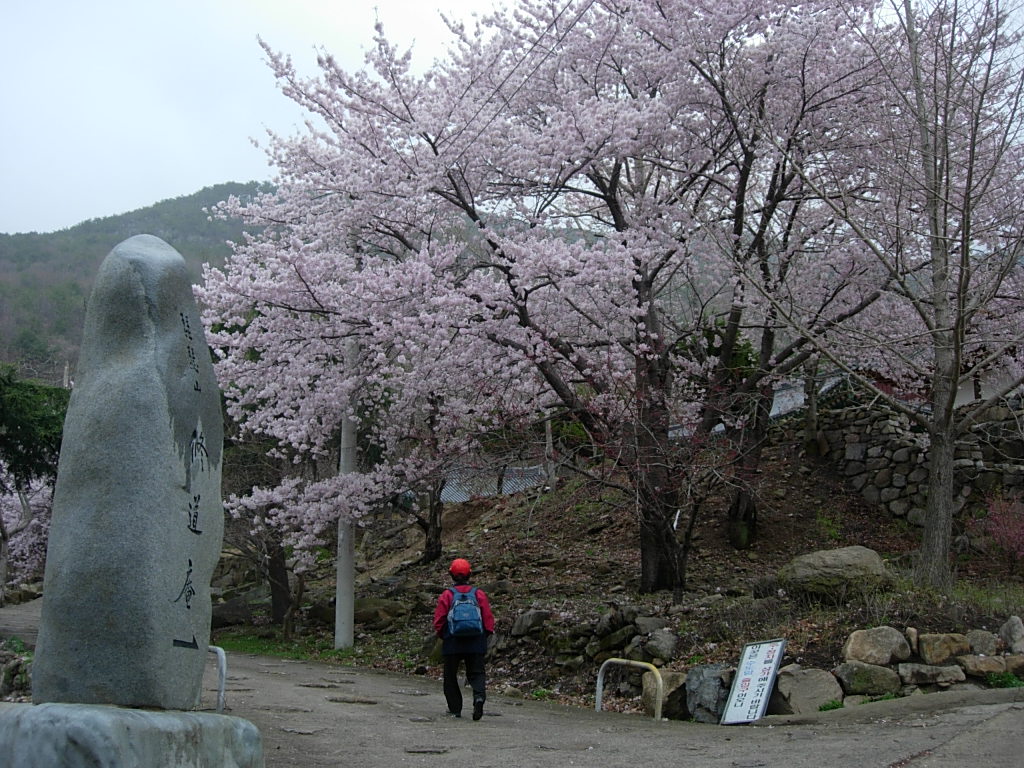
0, 181, 269, 384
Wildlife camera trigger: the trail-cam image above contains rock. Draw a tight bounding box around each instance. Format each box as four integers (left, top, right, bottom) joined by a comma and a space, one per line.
776, 546, 891, 600
905, 626, 919, 655
1, 655, 31, 699
644, 628, 679, 662
897, 663, 967, 686
33, 235, 224, 711
510, 609, 552, 637
591, 625, 637, 655
956, 654, 1006, 678
354, 598, 409, 624
999, 616, 1024, 654
482, 579, 514, 595
966, 629, 999, 656
767, 664, 844, 715
685, 664, 731, 724
917, 633, 970, 665
833, 661, 902, 696
554, 654, 585, 671
594, 607, 628, 636
1005, 655, 1024, 677
211, 596, 256, 629
634, 616, 671, 634
642, 669, 688, 719
842, 626, 911, 665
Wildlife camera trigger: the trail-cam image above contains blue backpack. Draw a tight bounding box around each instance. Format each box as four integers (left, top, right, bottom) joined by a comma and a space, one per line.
447, 587, 484, 637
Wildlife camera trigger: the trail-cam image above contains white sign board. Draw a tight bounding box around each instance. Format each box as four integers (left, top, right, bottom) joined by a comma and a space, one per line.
720, 638, 786, 725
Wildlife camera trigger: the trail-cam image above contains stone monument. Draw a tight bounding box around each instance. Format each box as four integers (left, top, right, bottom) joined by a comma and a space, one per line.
0, 235, 262, 766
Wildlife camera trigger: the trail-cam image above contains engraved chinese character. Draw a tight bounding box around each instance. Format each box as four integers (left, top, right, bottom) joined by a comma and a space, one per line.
173, 559, 196, 610
187, 494, 202, 535
180, 312, 194, 341
190, 429, 209, 472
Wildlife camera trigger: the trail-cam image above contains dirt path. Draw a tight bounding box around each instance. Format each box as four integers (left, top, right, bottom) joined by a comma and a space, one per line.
4, 598, 1024, 767
205, 652, 1023, 768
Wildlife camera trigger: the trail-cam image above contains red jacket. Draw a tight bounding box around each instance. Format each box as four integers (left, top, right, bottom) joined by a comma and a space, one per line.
433, 583, 496, 637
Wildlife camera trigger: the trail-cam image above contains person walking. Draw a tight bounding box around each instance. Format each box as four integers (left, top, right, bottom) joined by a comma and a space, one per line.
433, 557, 495, 720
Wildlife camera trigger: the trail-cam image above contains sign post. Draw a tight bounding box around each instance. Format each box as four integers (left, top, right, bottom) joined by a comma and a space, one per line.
720, 638, 786, 725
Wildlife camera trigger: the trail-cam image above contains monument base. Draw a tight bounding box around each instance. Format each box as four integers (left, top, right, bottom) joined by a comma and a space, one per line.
0, 702, 263, 768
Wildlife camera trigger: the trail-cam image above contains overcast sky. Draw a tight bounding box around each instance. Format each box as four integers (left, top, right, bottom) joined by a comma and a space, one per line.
0, 1, 495, 234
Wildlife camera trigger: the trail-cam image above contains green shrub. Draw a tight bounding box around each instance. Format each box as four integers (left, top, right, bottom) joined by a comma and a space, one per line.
985, 672, 1024, 689
818, 700, 843, 711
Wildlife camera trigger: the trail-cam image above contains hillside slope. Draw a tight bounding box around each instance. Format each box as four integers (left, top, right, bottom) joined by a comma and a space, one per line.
228, 443, 1020, 710
0, 181, 267, 382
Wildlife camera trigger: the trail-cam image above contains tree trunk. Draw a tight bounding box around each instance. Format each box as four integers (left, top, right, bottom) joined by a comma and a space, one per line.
421, 485, 444, 564
636, 484, 684, 593
919, 428, 956, 590
266, 542, 291, 625
631, 343, 685, 593
726, 382, 773, 549
0, 536, 8, 607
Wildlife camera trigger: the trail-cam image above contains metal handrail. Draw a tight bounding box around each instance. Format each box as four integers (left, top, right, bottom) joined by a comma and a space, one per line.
595, 657, 664, 722
208, 645, 227, 713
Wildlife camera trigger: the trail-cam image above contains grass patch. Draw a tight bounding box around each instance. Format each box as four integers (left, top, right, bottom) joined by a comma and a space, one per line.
952, 580, 1024, 617
212, 625, 430, 672
818, 700, 843, 711
213, 628, 354, 662
985, 672, 1024, 689
815, 509, 842, 541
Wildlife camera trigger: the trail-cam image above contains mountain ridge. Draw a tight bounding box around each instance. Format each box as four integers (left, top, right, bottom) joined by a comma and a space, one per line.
0, 181, 268, 383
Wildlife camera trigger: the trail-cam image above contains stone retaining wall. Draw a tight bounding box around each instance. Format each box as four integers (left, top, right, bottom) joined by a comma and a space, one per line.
810, 398, 1024, 525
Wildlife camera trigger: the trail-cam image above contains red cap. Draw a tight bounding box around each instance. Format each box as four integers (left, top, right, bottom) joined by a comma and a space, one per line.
449, 558, 472, 578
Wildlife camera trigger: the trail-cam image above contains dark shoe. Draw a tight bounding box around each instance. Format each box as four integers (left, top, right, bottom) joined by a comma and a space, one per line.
472, 700, 484, 721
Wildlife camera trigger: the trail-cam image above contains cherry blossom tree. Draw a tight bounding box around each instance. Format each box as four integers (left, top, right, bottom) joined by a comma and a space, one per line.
0, 366, 67, 603
0, 474, 51, 594
202, 0, 891, 592
766, 0, 1024, 589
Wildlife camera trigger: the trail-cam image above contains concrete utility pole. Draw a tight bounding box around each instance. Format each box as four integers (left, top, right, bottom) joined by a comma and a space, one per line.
335, 411, 357, 649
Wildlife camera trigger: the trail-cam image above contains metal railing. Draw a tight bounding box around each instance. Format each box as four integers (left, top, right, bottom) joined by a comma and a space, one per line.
208, 645, 227, 713
595, 657, 664, 722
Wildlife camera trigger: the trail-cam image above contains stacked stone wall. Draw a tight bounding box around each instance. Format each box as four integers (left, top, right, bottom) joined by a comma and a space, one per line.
809, 398, 1024, 525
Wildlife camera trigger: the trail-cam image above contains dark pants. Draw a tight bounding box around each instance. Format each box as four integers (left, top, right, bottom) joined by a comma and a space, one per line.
443, 652, 486, 715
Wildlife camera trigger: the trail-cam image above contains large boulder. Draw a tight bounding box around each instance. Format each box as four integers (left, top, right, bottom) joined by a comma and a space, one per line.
1000, 616, 1024, 654
833, 660, 902, 696
353, 597, 409, 625
644, 629, 679, 662
767, 664, 844, 715
956, 655, 1007, 678
685, 664, 731, 724
642, 669, 688, 719
776, 546, 891, 600
898, 663, 966, 686
843, 626, 911, 665
917, 633, 969, 665
510, 609, 553, 637
966, 629, 999, 656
